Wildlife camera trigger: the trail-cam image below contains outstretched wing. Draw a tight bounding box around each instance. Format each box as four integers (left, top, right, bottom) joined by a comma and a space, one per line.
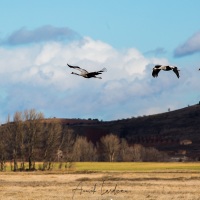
98, 67, 107, 73
152, 68, 161, 77
87, 68, 107, 76
67, 64, 88, 74
152, 65, 162, 77
172, 67, 180, 78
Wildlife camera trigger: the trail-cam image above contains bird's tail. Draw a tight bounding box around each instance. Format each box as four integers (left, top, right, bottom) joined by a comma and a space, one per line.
99, 68, 107, 72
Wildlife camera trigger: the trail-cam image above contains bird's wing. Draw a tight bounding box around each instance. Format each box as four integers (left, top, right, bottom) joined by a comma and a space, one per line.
87, 68, 107, 76
152, 68, 161, 77
87, 72, 103, 77
67, 64, 88, 73
98, 67, 107, 73
173, 67, 180, 78
154, 65, 162, 69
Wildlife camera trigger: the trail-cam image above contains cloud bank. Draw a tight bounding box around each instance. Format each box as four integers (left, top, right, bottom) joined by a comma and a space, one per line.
0, 27, 199, 122
174, 31, 200, 57
1, 25, 80, 45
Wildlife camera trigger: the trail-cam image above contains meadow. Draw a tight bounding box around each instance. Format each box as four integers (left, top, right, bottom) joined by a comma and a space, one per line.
1, 162, 200, 200
4, 162, 200, 172
75, 162, 200, 172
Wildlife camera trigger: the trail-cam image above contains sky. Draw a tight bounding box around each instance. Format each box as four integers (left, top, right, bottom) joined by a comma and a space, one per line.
0, 0, 200, 122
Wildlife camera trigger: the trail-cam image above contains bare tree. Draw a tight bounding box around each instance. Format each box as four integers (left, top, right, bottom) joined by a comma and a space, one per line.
41, 121, 62, 170
100, 134, 120, 162
73, 136, 97, 161
13, 111, 26, 170
0, 127, 7, 171
144, 147, 168, 161
2, 110, 44, 171
60, 127, 76, 162
120, 139, 134, 161
132, 144, 145, 161
4, 114, 20, 171
23, 109, 44, 170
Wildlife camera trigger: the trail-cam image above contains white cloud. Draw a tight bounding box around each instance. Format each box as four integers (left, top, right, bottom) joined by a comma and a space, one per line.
0, 35, 199, 122
174, 31, 200, 57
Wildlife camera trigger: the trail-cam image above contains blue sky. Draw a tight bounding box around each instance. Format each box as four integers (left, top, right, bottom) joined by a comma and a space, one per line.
0, 0, 200, 122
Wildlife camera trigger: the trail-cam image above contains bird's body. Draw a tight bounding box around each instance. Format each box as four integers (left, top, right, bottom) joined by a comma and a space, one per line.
67, 64, 106, 79
152, 65, 180, 78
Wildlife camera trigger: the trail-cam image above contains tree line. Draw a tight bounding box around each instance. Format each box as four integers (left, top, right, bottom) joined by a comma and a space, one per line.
0, 109, 168, 171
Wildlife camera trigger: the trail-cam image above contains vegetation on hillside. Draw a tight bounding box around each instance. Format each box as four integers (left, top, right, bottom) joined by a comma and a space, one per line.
0, 109, 168, 172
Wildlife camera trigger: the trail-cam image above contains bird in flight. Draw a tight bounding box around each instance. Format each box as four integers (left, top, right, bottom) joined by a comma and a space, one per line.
152, 65, 180, 78
67, 64, 107, 79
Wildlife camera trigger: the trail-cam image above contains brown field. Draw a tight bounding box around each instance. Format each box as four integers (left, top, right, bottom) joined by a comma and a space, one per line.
1, 171, 200, 200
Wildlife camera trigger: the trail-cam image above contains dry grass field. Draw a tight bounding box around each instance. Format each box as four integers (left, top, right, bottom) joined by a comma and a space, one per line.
1, 163, 200, 200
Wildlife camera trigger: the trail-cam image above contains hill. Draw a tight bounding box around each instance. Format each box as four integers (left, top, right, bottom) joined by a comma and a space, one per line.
50, 104, 200, 160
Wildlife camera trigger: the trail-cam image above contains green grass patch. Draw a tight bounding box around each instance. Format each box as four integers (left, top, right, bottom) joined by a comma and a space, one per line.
2, 162, 200, 172
74, 162, 200, 172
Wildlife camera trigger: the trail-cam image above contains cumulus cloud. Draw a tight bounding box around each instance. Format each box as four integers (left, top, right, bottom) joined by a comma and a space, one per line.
1, 25, 80, 45
0, 32, 199, 122
174, 31, 200, 57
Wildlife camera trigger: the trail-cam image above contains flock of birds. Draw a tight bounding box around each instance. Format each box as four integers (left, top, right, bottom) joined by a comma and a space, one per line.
67, 63, 200, 79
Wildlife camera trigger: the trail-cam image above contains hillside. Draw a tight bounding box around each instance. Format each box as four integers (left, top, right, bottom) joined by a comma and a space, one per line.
52, 104, 200, 160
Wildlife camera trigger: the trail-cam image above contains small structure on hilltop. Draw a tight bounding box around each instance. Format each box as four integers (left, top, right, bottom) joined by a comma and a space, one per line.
180, 139, 192, 145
